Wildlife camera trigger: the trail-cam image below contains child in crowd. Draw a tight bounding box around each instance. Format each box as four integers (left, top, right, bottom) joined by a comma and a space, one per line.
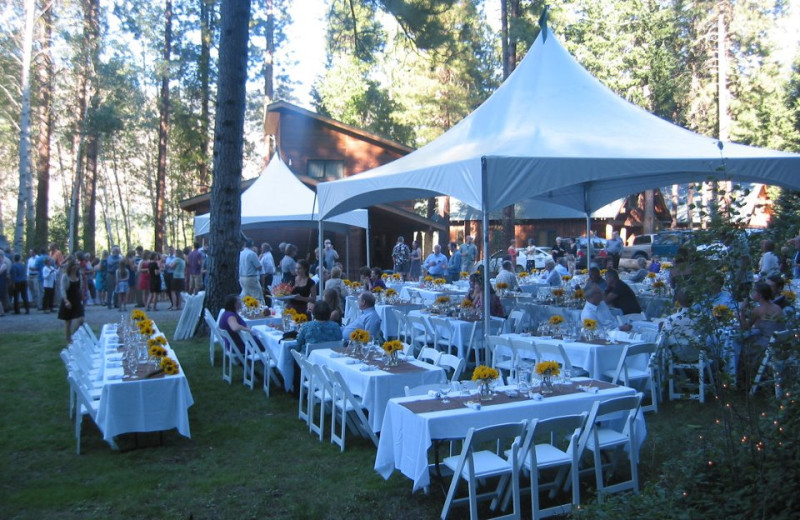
116, 261, 129, 311
41, 257, 57, 312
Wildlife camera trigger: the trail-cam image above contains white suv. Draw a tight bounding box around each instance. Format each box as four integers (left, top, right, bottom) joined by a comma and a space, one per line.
621, 234, 655, 260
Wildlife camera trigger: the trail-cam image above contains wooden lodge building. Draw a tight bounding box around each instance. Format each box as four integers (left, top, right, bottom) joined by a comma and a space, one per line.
182, 101, 680, 272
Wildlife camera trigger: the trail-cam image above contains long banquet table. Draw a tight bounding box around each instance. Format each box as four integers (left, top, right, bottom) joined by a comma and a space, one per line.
251, 325, 299, 391
375, 380, 645, 492
94, 324, 194, 442
308, 348, 446, 433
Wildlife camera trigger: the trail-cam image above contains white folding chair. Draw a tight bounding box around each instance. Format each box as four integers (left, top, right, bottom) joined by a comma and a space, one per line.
290, 350, 311, 425
535, 342, 588, 378
68, 374, 101, 455
307, 363, 334, 442
486, 335, 516, 382
750, 330, 791, 398
241, 331, 281, 397
668, 342, 715, 404
498, 413, 588, 519
203, 308, 224, 366
407, 314, 435, 350
325, 366, 379, 450
464, 317, 506, 367
389, 308, 411, 342
304, 340, 343, 357
603, 343, 658, 413
441, 421, 527, 520
430, 316, 458, 355
218, 329, 246, 385
418, 346, 442, 366
438, 353, 466, 382
507, 308, 530, 333
578, 393, 643, 501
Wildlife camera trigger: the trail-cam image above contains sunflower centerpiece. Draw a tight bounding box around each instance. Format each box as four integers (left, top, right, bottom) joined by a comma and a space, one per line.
581, 318, 599, 340
348, 328, 371, 357
242, 295, 260, 319
472, 365, 500, 401
548, 314, 565, 336
535, 360, 561, 393
382, 339, 404, 366
496, 281, 509, 297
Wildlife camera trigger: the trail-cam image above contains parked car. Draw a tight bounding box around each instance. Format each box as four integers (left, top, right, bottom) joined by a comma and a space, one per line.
517, 246, 554, 271
621, 234, 656, 260
651, 230, 694, 259
575, 237, 607, 269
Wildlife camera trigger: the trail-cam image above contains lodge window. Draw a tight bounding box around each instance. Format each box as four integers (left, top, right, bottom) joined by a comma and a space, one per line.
307, 160, 344, 180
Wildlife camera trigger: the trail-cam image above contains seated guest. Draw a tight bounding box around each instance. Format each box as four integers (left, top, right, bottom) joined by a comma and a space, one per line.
342, 291, 382, 341
584, 266, 607, 292
648, 256, 662, 273
369, 267, 387, 290
555, 258, 569, 277
708, 273, 737, 309
604, 268, 642, 315
766, 274, 792, 311
581, 285, 631, 332
470, 272, 505, 318
741, 282, 784, 378
296, 300, 342, 351
628, 257, 649, 283
661, 289, 699, 361
322, 288, 344, 325
324, 266, 346, 302
358, 265, 371, 288
539, 259, 563, 286
495, 261, 520, 292
219, 294, 264, 355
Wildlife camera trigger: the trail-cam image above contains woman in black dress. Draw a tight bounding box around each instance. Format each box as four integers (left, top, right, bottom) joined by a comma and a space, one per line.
146, 252, 161, 311
286, 259, 317, 317
58, 260, 85, 342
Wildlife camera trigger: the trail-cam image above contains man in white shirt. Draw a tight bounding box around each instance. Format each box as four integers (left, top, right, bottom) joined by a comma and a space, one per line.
239, 239, 264, 304
539, 260, 562, 286
423, 244, 448, 277
554, 258, 569, 277
581, 285, 630, 332
259, 242, 276, 288
495, 261, 520, 292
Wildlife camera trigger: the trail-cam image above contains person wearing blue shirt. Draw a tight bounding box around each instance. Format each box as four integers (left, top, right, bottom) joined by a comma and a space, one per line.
296, 300, 342, 351
10, 254, 30, 314
342, 291, 383, 342
447, 242, 461, 282
422, 244, 448, 277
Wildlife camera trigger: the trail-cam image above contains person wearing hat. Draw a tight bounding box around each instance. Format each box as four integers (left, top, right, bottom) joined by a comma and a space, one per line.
239, 238, 264, 305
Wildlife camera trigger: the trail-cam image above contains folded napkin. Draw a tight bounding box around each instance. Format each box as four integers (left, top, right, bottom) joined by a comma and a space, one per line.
529, 392, 543, 401
578, 385, 599, 394
464, 401, 481, 410
345, 358, 359, 365
359, 365, 376, 372
427, 390, 441, 398
107, 355, 123, 362
330, 352, 344, 358
107, 374, 124, 381
504, 390, 519, 398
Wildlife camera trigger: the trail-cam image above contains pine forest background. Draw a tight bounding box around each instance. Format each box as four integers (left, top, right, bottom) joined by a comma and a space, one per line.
2, 0, 800, 256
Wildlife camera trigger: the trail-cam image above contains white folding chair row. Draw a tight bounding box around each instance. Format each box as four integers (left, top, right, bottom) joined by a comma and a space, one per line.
429, 316, 458, 355
464, 317, 506, 367
438, 353, 466, 382
389, 308, 411, 342
241, 330, 281, 397
750, 329, 792, 398
602, 342, 658, 412
418, 346, 442, 366
666, 334, 715, 404
304, 340, 343, 357
407, 314, 435, 350
68, 374, 101, 455
324, 366, 379, 451
506, 308, 531, 334
203, 308, 225, 366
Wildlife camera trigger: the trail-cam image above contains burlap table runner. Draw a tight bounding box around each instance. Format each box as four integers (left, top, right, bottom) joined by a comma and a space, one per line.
123, 363, 166, 381
400, 379, 619, 414
329, 348, 428, 374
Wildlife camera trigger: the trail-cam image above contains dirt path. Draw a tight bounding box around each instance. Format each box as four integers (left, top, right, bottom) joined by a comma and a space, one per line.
0, 303, 182, 335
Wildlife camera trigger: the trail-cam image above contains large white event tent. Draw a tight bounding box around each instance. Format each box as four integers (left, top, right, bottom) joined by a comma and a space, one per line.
195, 154, 370, 268
317, 20, 800, 331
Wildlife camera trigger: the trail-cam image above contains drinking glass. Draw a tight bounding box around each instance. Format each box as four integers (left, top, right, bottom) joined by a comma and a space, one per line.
440, 384, 451, 403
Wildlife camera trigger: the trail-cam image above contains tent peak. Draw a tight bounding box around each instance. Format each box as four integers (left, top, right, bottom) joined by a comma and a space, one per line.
539, 5, 550, 42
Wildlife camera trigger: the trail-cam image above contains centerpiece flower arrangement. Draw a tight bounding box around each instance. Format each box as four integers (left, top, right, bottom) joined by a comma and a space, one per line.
472, 365, 500, 400
148, 343, 167, 358
652, 280, 667, 295
433, 277, 447, 287
382, 340, 404, 365
579, 269, 588, 275
647, 272, 657, 279
572, 287, 584, 300
372, 286, 384, 293
461, 298, 474, 308
349, 328, 370, 345
782, 290, 796, 303
272, 282, 293, 297
549, 314, 565, 326
293, 313, 308, 324
535, 360, 561, 393
381, 273, 390, 280
147, 337, 167, 350
160, 356, 179, 375
460, 271, 470, 280
551, 288, 565, 303
712, 304, 735, 323
661, 262, 673, 270
131, 309, 148, 322
562, 275, 572, 282
137, 319, 155, 337
243, 295, 259, 309
423, 275, 434, 285
600, 269, 608, 275
392, 273, 402, 280
582, 318, 598, 340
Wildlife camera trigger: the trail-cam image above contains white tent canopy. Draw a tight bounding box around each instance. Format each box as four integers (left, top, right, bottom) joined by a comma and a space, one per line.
194, 154, 368, 236
317, 29, 800, 220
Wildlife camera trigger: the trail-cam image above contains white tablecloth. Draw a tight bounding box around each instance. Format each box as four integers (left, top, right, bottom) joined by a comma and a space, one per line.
399, 286, 468, 305
251, 325, 298, 391
308, 349, 446, 432
407, 310, 479, 359
501, 333, 631, 379
375, 381, 645, 492
343, 299, 426, 339
95, 325, 194, 442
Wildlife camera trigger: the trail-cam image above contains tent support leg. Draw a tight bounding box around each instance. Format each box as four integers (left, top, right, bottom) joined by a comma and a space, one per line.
481, 157, 491, 365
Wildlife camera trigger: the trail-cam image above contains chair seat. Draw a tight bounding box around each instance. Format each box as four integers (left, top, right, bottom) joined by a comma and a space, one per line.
602, 367, 649, 381
444, 450, 513, 479
586, 427, 629, 450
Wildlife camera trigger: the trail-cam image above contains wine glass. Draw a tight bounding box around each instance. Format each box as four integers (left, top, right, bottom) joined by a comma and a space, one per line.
440, 384, 451, 403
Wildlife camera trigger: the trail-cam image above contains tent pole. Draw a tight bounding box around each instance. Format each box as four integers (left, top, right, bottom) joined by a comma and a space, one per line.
366, 223, 371, 267
584, 183, 592, 270
346, 233, 350, 279
318, 219, 324, 291
481, 157, 491, 366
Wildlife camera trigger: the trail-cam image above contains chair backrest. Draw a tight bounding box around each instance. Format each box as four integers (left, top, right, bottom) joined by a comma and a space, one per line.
407, 314, 434, 344
389, 308, 409, 340
486, 335, 515, 369
429, 316, 455, 342
438, 353, 465, 382
533, 342, 573, 373
528, 413, 587, 461
204, 309, 223, 342
507, 309, 529, 333
417, 346, 442, 365
305, 340, 343, 357
217, 328, 245, 362
509, 337, 538, 364
612, 343, 656, 385
578, 393, 642, 455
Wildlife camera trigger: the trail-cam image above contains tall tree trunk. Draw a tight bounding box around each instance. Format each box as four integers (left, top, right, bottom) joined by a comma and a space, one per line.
199, 0, 213, 188
34, 0, 54, 250
155, 0, 173, 253
499, 0, 519, 254
207, 0, 251, 315
15, 0, 36, 254
111, 143, 131, 250
671, 185, 679, 228
262, 0, 275, 162
500, 0, 509, 80
82, 134, 99, 253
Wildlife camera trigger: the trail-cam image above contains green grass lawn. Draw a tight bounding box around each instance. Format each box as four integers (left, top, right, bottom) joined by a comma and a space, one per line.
0, 322, 720, 519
